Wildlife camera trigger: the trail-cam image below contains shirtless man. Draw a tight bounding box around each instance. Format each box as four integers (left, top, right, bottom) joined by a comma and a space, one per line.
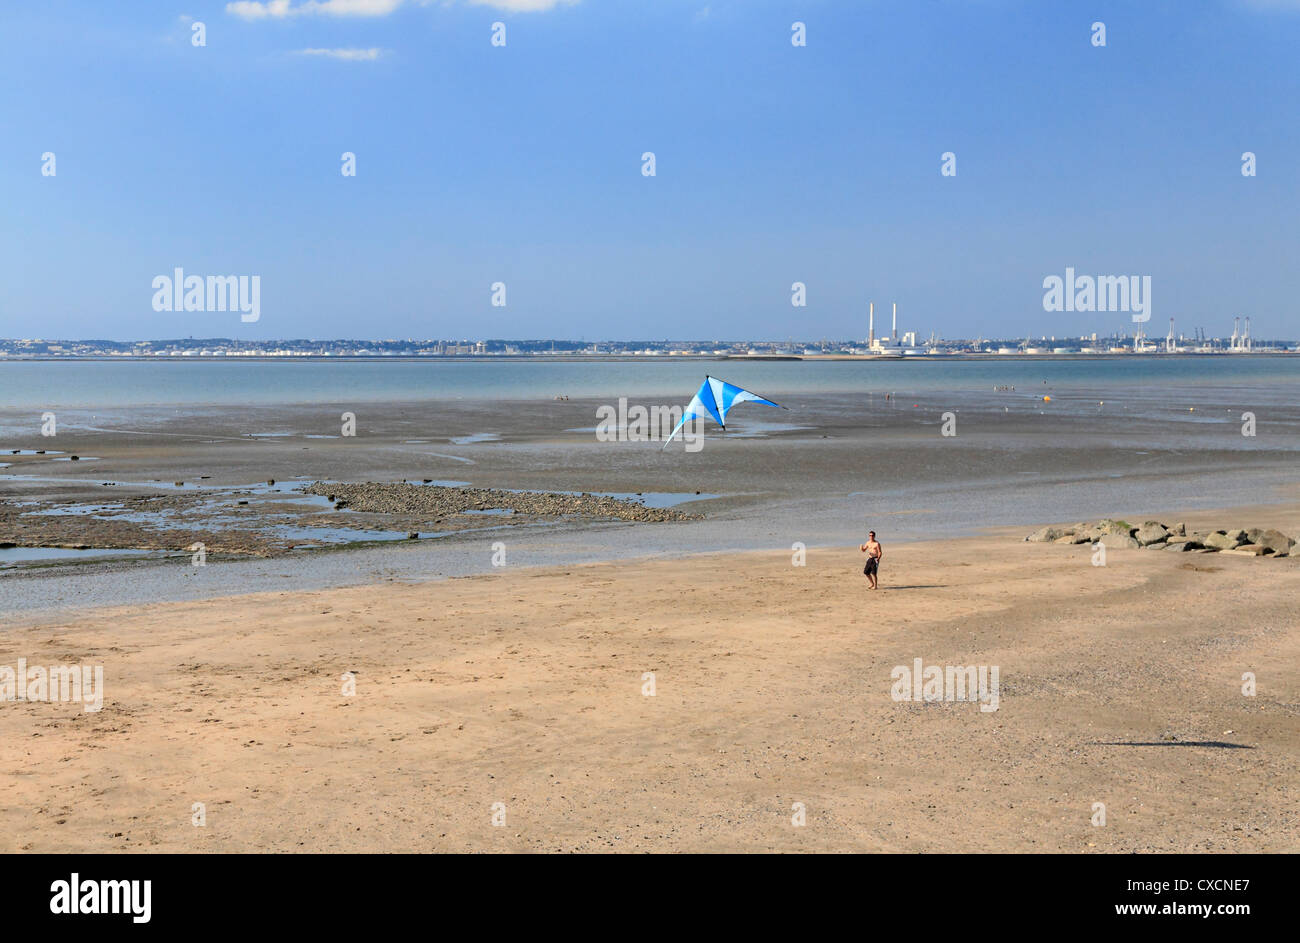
860, 530, 883, 590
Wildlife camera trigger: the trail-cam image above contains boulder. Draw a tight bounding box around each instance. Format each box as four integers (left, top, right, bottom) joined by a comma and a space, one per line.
1134, 523, 1169, 547
1053, 535, 1077, 544
1224, 544, 1270, 556
1170, 522, 1186, 537
1095, 519, 1134, 536
1226, 529, 1249, 544
1027, 527, 1062, 543
1162, 540, 1196, 552
1247, 528, 1293, 555
1202, 531, 1241, 551
1104, 535, 1141, 550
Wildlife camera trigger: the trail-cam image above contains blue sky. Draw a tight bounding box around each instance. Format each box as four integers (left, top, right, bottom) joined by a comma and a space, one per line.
2, 0, 1298, 341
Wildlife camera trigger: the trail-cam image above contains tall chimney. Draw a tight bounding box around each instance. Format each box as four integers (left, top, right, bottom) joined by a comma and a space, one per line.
868, 302, 875, 347
892, 303, 897, 340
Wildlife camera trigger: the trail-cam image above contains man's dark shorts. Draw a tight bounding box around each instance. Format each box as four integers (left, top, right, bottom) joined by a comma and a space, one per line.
864, 556, 879, 577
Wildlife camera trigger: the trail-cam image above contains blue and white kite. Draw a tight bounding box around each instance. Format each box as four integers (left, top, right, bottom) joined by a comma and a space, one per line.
662, 375, 786, 448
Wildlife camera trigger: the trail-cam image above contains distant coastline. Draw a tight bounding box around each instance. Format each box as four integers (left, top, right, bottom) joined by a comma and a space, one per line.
1, 351, 1297, 363
3, 332, 1297, 363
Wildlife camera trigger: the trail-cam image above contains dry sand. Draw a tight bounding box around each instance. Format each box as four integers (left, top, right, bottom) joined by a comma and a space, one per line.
2, 515, 1297, 853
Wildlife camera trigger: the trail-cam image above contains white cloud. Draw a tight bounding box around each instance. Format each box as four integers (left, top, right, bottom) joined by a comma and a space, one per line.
227, 0, 404, 19
227, 0, 576, 18
468, 0, 577, 10
295, 47, 387, 60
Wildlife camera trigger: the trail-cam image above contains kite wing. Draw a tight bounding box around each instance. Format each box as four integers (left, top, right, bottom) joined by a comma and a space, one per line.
662, 376, 785, 448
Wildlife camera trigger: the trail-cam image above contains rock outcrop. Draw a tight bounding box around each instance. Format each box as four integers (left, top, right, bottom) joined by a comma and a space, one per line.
1026, 518, 1292, 558
1134, 523, 1169, 547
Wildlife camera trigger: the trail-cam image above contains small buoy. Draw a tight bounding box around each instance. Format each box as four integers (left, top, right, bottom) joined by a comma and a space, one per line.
1043, 395, 1051, 402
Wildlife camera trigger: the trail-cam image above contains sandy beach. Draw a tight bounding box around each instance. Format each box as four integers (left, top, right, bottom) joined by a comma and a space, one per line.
3, 506, 1296, 853
8, 0, 1300, 889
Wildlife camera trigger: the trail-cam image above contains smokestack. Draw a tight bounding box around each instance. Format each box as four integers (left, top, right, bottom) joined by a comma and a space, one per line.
868, 302, 874, 347
892, 303, 897, 340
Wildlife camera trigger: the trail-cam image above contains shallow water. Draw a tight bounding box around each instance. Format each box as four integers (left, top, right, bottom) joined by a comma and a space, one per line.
1, 479, 724, 570
1, 357, 1298, 615
0, 546, 160, 566
2, 356, 1298, 411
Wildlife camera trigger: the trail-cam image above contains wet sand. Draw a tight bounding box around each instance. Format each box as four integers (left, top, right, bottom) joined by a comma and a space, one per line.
4, 389, 1300, 618
4, 390, 1299, 572
1, 509, 1297, 853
